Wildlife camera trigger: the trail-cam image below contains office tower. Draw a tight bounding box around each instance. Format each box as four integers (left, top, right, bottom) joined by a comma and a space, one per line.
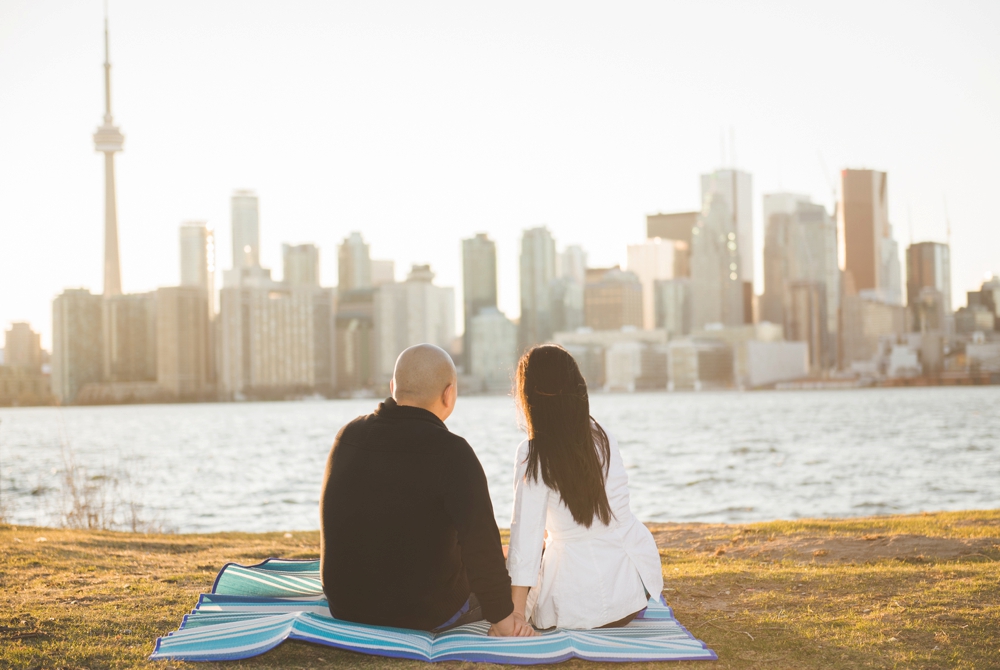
180, 221, 215, 294
627, 239, 677, 330
840, 294, 907, 367
550, 277, 585, 334
335, 287, 377, 393
906, 242, 952, 330
101, 292, 157, 383
654, 278, 691, 338
701, 169, 753, 320
558, 245, 588, 284
518, 227, 557, 351
3, 323, 43, 371
469, 307, 517, 392
761, 193, 839, 367
52, 289, 104, 403
462, 233, 498, 368
231, 190, 260, 269
966, 275, 1000, 331
371, 259, 395, 286
374, 265, 456, 382
786, 281, 829, 371
690, 193, 743, 329
218, 282, 335, 397
838, 169, 902, 304
283, 243, 320, 287
156, 286, 210, 396
667, 339, 734, 391
338, 232, 372, 292
584, 268, 643, 331
93, 16, 124, 297
647, 212, 696, 246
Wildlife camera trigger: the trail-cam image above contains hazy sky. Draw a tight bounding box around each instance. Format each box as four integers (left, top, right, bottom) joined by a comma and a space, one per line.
2, 1, 999, 348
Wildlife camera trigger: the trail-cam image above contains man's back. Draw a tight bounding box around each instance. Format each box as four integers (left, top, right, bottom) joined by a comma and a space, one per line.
320, 398, 512, 631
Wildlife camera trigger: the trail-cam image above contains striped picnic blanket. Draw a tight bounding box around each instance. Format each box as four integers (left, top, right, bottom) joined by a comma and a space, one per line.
150, 558, 717, 663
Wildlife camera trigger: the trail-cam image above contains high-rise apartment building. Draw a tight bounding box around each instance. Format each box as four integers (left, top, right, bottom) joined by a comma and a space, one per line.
654, 278, 691, 338
462, 233, 498, 367
558, 245, 588, 284
690, 193, 744, 329
156, 286, 210, 397
52, 289, 104, 403
550, 277, 585, 334
3, 323, 43, 371
627, 239, 677, 330
906, 242, 952, 331
338, 232, 372, 293
469, 307, 517, 393
374, 265, 455, 382
701, 169, 753, 320
102, 292, 157, 383
518, 227, 556, 351
231, 190, 261, 269
838, 169, 902, 304
283, 243, 320, 287
180, 222, 215, 293
584, 268, 643, 331
761, 193, 839, 368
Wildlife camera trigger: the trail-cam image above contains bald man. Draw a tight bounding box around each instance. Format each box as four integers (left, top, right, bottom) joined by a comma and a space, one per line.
320, 344, 528, 636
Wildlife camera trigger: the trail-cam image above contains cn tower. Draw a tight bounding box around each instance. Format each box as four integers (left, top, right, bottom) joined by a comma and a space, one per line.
92, 13, 124, 297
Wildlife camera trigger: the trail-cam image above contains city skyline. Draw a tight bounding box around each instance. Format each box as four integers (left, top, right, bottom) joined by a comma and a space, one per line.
2, 2, 999, 347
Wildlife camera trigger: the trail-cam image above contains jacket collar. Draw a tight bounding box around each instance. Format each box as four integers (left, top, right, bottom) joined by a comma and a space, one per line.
374, 397, 447, 429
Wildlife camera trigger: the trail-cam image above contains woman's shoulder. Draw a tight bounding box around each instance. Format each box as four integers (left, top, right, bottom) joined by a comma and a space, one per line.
591, 419, 618, 447
515, 437, 530, 461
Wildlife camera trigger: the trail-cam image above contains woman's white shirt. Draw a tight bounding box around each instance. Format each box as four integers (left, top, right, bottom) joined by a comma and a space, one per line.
506, 427, 664, 630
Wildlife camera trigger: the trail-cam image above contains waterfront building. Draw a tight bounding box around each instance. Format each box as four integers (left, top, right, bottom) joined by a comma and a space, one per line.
52, 289, 104, 403
690, 193, 744, 329
701, 169, 754, 321
519, 227, 557, 351
689, 322, 804, 388
760, 193, 839, 368
335, 288, 377, 394
550, 277, 585, 334
839, 291, 907, 368
462, 233, 498, 369
584, 268, 643, 331
654, 278, 691, 338
93, 16, 124, 297
553, 328, 668, 391
667, 338, 734, 391
0, 366, 52, 406
374, 264, 455, 383
3, 322, 42, 371
627, 239, 677, 330
102, 292, 157, 383
156, 286, 211, 397
966, 275, 999, 331
338, 232, 372, 293
231, 190, 261, 269
955, 304, 995, 335
283, 243, 320, 287
469, 307, 517, 393
838, 169, 902, 305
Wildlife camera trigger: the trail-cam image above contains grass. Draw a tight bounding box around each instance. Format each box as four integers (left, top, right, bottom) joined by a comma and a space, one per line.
0, 510, 998, 669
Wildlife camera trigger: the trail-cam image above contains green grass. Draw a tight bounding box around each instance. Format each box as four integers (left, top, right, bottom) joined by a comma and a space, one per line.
1, 510, 998, 669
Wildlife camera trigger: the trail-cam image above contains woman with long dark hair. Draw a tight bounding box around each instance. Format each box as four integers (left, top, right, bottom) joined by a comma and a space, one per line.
505, 345, 663, 630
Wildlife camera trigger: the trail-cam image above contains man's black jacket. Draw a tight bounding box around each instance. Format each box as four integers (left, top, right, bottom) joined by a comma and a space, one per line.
319, 398, 514, 630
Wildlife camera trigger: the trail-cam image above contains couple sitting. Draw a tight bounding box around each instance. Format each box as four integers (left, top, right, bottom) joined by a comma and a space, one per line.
319, 343, 662, 636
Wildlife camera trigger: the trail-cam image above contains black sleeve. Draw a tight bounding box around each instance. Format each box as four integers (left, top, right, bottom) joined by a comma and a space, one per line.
439, 441, 514, 624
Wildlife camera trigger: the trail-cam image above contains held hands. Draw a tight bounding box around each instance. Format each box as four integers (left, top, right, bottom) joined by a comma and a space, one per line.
488, 611, 537, 637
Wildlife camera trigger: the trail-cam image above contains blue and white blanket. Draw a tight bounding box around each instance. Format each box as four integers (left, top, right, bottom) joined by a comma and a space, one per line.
150, 558, 717, 664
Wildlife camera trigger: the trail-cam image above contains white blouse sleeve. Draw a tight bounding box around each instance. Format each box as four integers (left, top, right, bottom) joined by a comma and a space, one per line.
506, 439, 549, 588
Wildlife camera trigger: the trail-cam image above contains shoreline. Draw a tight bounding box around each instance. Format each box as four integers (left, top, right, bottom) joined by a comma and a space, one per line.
2, 509, 998, 669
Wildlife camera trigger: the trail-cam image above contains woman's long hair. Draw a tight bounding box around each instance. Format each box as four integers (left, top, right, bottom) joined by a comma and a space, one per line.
514, 344, 612, 528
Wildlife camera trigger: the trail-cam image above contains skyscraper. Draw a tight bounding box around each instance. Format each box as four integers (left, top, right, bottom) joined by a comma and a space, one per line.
101, 292, 157, 383
156, 286, 210, 397
231, 191, 261, 269
838, 169, 901, 304
701, 169, 753, 320
690, 193, 743, 329
338, 232, 373, 293
180, 222, 215, 294
906, 242, 952, 330
584, 268, 643, 331
627, 239, 676, 330
558, 245, 588, 285
469, 307, 517, 393
92, 15, 125, 297
283, 243, 320, 287
518, 227, 556, 351
3, 323, 43, 372
462, 233, 498, 367
52, 289, 104, 403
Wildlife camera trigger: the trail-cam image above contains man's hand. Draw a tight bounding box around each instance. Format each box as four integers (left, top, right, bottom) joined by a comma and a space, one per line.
488, 611, 537, 637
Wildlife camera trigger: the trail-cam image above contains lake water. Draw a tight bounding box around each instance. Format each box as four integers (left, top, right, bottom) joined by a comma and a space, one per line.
0, 387, 997, 533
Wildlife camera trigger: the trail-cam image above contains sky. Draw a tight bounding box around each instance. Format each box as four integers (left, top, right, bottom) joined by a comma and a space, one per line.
1, 0, 999, 348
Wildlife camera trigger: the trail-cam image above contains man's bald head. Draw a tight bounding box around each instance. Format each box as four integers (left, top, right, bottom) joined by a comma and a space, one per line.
391, 344, 458, 418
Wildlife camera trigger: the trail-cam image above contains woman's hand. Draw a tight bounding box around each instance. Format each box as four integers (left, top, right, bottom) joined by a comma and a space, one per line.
488, 612, 536, 637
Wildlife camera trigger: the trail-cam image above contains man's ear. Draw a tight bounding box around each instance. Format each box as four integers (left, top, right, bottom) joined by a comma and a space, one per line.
389, 378, 395, 397
442, 382, 456, 409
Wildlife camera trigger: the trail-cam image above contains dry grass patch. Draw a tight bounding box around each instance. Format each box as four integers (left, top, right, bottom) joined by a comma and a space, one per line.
1, 510, 998, 669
